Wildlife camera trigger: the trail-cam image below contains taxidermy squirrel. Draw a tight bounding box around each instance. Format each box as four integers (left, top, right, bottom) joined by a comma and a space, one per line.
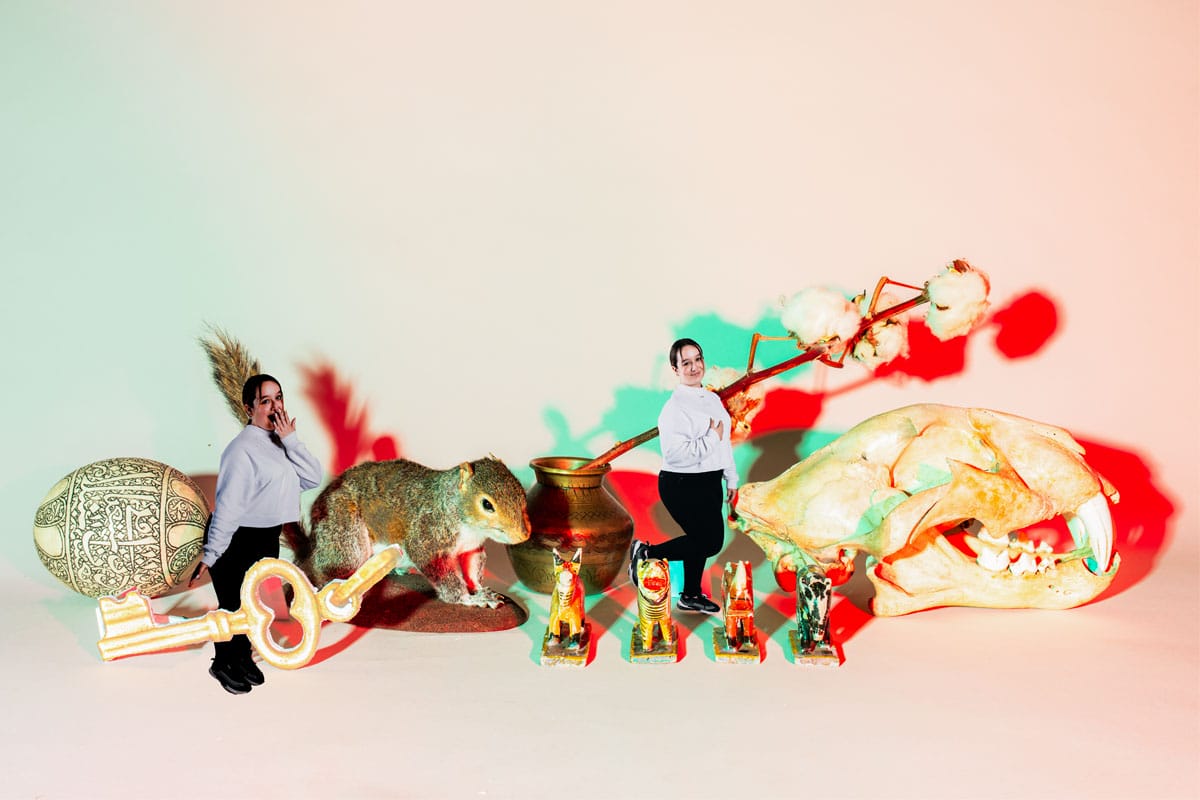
199, 328, 531, 608
288, 457, 531, 608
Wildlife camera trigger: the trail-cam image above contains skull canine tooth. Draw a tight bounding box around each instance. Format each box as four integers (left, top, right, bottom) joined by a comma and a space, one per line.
1069, 493, 1115, 575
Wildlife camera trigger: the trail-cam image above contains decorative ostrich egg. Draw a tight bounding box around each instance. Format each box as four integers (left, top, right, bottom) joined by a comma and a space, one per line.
33, 457, 210, 598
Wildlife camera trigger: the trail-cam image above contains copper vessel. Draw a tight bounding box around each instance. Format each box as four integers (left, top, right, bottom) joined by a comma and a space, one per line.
507, 457, 634, 594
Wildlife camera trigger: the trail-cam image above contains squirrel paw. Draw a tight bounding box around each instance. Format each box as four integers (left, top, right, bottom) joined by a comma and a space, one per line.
462, 588, 506, 609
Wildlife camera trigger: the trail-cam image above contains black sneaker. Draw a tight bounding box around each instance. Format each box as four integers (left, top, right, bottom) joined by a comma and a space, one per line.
209, 660, 252, 694
627, 539, 650, 587
237, 656, 265, 686
677, 593, 720, 614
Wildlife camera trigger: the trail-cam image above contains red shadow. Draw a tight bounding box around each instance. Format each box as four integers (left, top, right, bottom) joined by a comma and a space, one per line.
875, 320, 969, 382
606, 469, 669, 544
299, 361, 402, 474
308, 623, 373, 667
990, 290, 1059, 359
827, 597, 874, 645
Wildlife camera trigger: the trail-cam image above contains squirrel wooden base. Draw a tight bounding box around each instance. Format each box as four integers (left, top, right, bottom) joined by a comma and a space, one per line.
712, 628, 760, 664
347, 573, 528, 633
628, 624, 677, 663
788, 631, 841, 667
540, 623, 591, 667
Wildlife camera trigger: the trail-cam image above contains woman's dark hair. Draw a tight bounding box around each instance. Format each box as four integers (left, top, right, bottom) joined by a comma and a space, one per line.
669, 338, 703, 368
241, 373, 282, 412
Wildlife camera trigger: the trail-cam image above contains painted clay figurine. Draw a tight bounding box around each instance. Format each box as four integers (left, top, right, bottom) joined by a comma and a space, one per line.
630, 558, 676, 662
714, 560, 759, 663
541, 548, 589, 666
790, 564, 836, 666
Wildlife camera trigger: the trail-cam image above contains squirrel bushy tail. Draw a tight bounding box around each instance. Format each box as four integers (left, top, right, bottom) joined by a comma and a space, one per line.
198, 325, 261, 425
281, 521, 313, 568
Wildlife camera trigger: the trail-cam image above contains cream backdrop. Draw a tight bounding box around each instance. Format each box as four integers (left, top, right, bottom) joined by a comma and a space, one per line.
1, 3, 1197, 799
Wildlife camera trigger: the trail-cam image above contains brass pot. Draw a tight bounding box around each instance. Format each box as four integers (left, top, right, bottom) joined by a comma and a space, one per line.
507, 456, 634, 594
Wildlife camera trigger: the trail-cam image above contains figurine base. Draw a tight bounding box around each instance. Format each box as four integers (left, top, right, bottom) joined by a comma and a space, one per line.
541, 624, 591, 667
629, 624, 677, 663
712, 629, 760, 664
345, 573, 528, 633
789, 631, 840, 667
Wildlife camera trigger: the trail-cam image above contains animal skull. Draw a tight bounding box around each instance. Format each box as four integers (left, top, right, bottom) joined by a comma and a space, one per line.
734, 404, 1120, 615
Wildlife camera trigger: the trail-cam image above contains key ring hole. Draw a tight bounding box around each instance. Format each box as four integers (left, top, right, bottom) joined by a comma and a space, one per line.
265, 576, 308, 648
241, 559, 321, 669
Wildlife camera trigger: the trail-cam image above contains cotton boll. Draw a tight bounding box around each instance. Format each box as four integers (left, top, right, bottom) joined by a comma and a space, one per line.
925, 264, 991, 341
852, 318, 910, 368
781, 287, 861, 346
703, 366, 742, 391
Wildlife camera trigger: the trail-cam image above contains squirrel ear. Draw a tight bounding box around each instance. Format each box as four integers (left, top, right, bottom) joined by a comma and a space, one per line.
457, 462, 474, 490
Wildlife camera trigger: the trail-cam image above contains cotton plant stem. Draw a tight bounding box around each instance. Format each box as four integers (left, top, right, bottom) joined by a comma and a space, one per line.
578, 287, 930, 471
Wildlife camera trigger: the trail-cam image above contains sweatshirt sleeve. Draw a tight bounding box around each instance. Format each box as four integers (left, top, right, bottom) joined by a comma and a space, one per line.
658, 400, 719, 467
715, 399, 739, 490
202, 446, 253, 566
723, 448, 739, 490
280, 432, 323, 490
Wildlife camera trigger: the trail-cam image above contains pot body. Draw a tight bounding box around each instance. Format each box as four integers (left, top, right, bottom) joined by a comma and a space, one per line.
507, 457, 634, 594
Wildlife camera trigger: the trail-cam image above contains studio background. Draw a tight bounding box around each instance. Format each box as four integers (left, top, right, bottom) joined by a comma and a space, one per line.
2, 3, 1197, 799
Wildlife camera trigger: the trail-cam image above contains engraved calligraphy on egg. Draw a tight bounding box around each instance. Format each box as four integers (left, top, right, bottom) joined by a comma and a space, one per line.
32, 457, 211, 597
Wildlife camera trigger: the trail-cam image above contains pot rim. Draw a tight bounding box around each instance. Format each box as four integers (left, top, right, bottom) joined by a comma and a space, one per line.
529, 456, 612, 477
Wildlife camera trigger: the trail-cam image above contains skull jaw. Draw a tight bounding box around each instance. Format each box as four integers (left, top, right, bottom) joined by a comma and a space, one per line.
868, 536, 1120, 616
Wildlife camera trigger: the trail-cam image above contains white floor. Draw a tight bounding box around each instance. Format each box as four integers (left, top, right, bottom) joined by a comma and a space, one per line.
4, 527, 1197, 800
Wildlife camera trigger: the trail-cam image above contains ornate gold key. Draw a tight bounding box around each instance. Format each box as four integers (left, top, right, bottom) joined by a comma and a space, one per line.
96, 545, 401, 669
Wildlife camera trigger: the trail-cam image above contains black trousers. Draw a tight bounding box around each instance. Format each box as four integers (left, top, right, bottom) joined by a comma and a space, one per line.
646, 470, 726, 596
209, 524, 281, 664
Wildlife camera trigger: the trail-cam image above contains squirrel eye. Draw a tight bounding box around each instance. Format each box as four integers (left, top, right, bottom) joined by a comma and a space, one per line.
481, 498, 495, 513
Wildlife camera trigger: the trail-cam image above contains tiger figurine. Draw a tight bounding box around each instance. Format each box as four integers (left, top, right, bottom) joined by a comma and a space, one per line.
547, 548, 586, 649
635, 558, 674, 651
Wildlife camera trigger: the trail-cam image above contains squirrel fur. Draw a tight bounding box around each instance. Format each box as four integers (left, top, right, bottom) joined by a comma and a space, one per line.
285, 456, 530, 608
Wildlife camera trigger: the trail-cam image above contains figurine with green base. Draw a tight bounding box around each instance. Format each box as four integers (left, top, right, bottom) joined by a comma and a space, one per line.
790, 564, 839, 666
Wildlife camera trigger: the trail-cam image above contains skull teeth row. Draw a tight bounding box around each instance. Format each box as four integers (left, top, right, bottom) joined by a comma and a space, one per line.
973, 541, 1057, 575
966, 492, 1114, 577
